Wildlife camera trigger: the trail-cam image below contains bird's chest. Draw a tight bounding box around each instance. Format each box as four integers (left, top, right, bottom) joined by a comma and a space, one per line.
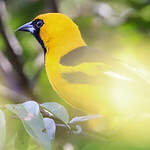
45, 54, 100, 113
45, 54, 75, 102
45, 54, 62, 91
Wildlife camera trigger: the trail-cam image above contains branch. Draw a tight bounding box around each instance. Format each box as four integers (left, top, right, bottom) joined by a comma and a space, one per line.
0, 0, 22, 56
0, 0, 33, 96
0, 84, 29, 103
0, 51, 31, 99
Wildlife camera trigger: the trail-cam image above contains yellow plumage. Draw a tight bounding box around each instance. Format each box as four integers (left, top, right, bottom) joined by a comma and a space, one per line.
17, 13, 150, 144
18, 13, 150, 120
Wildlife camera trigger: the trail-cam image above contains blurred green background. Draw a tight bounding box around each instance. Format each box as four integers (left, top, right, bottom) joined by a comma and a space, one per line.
1, 0, 150, 150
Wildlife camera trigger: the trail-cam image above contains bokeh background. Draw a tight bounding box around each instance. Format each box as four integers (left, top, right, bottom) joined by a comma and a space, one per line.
1, 0, 150, 150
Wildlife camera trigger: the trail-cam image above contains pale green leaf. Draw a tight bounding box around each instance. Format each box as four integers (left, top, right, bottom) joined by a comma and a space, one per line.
6, 101, 56, 150
41, 102, 69, 124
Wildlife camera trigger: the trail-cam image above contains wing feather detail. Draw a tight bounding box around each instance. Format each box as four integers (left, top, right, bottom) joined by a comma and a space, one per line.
60, 46, 149, 86
60, 46, 119, 66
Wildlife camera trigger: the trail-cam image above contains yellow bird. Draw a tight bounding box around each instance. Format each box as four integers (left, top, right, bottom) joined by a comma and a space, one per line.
17, 13, 150, 119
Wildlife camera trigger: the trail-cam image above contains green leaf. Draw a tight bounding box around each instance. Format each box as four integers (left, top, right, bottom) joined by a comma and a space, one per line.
0, 109, 6, 150
41, 102, 69, 124
6, 101, 56, 150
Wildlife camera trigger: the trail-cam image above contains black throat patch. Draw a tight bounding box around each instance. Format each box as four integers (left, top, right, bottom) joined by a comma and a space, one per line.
32, 19, 47, 55
33, 31, 47, 55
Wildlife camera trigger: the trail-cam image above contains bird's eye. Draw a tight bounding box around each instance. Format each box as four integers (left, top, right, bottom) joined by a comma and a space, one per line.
36, 20, 44, 28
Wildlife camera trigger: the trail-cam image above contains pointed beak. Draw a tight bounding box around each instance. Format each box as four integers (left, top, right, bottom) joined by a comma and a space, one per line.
16, 21, 35, 34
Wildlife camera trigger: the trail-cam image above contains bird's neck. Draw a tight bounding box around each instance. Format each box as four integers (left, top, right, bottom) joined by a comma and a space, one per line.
44, 30, 86, 59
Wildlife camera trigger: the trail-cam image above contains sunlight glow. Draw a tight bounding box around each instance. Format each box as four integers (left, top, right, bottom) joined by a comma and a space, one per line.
104, 71, 133, 81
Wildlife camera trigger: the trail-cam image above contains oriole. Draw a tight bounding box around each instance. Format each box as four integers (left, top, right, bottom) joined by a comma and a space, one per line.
17, 13, 150, 119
